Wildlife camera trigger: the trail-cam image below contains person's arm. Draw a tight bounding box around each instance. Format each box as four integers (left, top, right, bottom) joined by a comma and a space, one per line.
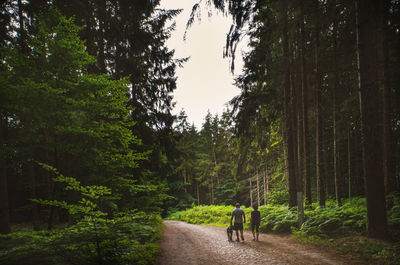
243, 211, 246, 224
230, 214, 233, 226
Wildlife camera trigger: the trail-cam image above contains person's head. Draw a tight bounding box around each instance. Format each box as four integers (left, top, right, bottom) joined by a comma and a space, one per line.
235, 202, 240, 208
253, 205, 258, 210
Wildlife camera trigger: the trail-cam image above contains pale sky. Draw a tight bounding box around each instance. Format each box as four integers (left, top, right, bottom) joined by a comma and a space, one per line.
158, 0, 245, 129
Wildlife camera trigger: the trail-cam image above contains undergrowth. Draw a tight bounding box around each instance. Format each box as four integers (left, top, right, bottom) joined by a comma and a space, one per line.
0, 212, 163, 265
0, 169, 163, 265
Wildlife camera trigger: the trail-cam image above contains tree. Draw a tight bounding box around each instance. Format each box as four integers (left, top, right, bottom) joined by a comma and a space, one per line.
356, 0, 388, 239
0, 6, 156, 228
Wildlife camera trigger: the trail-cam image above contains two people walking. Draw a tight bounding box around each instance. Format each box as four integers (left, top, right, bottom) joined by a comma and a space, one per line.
230, 203, 261, 242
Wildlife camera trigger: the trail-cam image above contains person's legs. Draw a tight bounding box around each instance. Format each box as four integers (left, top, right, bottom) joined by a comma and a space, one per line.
251, 224, 256, 240
234, 223, 240, 241
256, 224, 259, 241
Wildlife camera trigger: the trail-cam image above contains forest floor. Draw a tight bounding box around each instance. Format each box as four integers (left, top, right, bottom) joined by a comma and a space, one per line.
156, 220, 370, 265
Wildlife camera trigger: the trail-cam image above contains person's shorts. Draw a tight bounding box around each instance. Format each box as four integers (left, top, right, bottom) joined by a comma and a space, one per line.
233, 223, 243, 231
251, 223, 260, 233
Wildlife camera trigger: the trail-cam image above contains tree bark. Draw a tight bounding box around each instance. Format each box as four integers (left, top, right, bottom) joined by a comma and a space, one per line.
264, 166, 269, 205
332, 1, 344, 205
378, 0, 396, 196
257, 170, 260, 207
355, 0, 388, 239
249, 178, 253, 207
210, 175, 214, 205
0, 115, 10, 234
315, 0, 325, 207
295, 36, 304, 203
347, 125, 352, 198
27, 161, 40, 230
197, 183, 200, 205
300, 1, 311, 205
280, 0, 297, 208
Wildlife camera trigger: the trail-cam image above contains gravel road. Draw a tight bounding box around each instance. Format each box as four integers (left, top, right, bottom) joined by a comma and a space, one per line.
156, 220, 366, 265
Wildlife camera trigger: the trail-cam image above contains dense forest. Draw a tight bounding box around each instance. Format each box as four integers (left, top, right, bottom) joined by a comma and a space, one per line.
0, 0, 399, 264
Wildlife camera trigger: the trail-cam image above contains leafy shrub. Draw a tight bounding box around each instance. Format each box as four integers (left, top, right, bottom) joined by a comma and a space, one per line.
259, 204, 298, 233
387, 192, 400, 240
268, 190, 289, 205
0, 212, 162, 265
169, 195, 400, 240
300, 198, 367, 236
169, 205, 251, 227
0, 165, 162, 265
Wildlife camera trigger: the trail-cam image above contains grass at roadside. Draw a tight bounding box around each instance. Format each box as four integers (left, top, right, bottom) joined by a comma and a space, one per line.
293, 232, 400, 264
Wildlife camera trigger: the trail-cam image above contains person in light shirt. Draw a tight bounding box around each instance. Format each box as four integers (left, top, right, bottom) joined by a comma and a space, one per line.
230, 202, 246, 242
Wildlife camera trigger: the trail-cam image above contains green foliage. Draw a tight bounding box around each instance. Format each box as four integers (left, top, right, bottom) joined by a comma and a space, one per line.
259, 204, 297, 233
0, 165, 162, 265
168, 196, 400, 240
169, 205, 251, 227
300, 198, 367, 236
268, 188, 288, 205
1, 3, 174, 265
387, 192, 400, 240
0, 212, 162, 265
32, 162, 112, 220
292, 232, 400, 264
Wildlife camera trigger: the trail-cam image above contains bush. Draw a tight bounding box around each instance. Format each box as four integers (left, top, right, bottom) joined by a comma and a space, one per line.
387, 192, 400, 240
0, 166, 163, 265
259, 204, 298, 233
169, 205, 252, 227
300, 198, 367, 236
0, 212, 162, 265
168, 196, 400, 240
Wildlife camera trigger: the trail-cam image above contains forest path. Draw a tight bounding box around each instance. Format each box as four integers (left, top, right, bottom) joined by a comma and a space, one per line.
156, 220, 366, 265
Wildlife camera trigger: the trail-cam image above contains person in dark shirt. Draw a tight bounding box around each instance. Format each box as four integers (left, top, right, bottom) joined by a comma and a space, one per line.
250, 205, 261, 241
230, 203, 246, 242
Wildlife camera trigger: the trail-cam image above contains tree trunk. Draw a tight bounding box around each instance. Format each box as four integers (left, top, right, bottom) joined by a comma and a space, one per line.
197, 183, 200, 205
213, 148, 219, 185
332, 1, 344, 205
315, 0, 325, 207
257, 170, 260, 207
300, 1, 312, 205
27, 162, 40, 230
249, 178, 253, 207
264, 166, 268, 205
281, 0, 297, 208
0, 159, 10, 234
353, 128, 364, 197
355, 0, 388, 239
295, 36, 304, 202
347, 125, 352, 198
378, 0, 396, 196
210, 175, 214, 205
183, 167, 187, 193
0, 115, 10, 234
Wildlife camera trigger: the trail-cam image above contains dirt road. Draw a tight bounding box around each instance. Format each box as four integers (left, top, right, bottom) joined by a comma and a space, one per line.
156, 221, 365, 265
